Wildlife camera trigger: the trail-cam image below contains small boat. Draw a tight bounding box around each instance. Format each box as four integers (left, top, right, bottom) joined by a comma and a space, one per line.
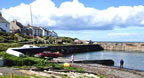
6, 45, 39, 57
35, 51, 63, 58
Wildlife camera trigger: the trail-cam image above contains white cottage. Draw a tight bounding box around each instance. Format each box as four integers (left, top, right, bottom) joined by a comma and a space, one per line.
29, 26, 42, 36
40, 27, 51, 37
50, 31, 58, 37
0, 12, 10, 32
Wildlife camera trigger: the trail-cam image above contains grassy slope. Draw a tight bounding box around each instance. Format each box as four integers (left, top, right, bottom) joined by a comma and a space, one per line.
0, 52, 84, 72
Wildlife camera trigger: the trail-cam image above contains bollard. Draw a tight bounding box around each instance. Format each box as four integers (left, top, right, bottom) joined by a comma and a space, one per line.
10, 72, 13, 78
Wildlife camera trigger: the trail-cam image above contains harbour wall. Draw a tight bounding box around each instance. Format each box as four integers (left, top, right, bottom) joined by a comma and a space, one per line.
96, 42, 144, 52
13, 42, 144, 55
14, 44, 104, 55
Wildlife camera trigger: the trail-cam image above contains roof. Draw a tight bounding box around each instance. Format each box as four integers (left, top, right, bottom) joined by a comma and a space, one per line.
16, 21, 24, 28
40, 27, 50, 32
0, 16, 9, 23
52, 31, 57, 34
30, 26, 41, 30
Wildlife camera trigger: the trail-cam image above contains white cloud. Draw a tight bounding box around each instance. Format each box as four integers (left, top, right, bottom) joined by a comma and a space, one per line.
107, 33, 137, 37
1, 0, 144, 30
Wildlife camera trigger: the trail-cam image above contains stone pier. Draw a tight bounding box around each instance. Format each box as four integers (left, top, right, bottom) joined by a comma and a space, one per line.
14, 44, 104, 55
96, 42, 144, 52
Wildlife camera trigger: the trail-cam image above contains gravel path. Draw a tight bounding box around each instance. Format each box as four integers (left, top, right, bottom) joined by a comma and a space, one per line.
0, 67, 26, 76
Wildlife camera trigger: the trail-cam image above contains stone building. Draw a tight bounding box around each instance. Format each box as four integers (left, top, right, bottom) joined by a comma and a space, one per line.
10, 20, 27, 35
10, 20, 58, 37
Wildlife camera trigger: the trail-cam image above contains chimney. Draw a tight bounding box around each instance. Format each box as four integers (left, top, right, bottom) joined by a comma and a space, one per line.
27, 24, 30, 28
0, 12, 2, 17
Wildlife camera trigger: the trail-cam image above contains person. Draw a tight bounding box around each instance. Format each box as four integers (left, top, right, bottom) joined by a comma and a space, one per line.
120, 59, 124, 68
71, 54, 74, 64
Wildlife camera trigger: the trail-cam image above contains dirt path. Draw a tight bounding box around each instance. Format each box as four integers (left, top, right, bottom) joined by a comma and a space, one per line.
0, 67, 26, 76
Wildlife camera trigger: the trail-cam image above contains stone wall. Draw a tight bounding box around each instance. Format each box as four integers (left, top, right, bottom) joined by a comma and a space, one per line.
96, 42, 144, 52
14, 44, 104, 55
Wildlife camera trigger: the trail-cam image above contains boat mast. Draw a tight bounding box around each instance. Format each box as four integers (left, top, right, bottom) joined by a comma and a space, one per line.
30, 5, 34, 45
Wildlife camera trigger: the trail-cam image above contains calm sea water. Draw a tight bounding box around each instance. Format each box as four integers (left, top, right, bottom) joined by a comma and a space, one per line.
64, 51, 144, 71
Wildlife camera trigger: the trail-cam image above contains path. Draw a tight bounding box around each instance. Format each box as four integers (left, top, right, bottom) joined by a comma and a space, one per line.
0, 67, 26, 75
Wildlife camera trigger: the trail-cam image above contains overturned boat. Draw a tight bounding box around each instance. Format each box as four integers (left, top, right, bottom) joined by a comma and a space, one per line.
6, 45, 40, 57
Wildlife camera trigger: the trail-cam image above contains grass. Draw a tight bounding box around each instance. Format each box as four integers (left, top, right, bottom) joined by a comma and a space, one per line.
61, 75, 70, 78
0, 74, 54, 78
0, 52, 108, 78
64, 66, 84, 72
0, 74, 29, 78
97, 74, 108, 78
0, 52, 84, 72
0, 52, 51, 67
0, 42, 71, 52
35, 44, 69, 47
0, 43, 23, 51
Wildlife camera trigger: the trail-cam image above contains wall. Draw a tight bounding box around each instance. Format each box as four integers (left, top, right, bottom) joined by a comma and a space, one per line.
10, 21, 21, 33
0, 23, 10, 32
96, 42, 144, 52
13, 44, 104, 55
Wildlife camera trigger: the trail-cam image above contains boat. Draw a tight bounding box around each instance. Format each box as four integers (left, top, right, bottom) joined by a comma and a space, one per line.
6, 45, 39, 57
35, 51, 63, 58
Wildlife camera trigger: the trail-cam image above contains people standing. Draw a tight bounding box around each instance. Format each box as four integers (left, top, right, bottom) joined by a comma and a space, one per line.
71, 54, 74, 64
120, 59, 124, 68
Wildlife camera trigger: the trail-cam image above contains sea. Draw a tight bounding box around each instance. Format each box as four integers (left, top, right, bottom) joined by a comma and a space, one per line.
64, 51, 144, 71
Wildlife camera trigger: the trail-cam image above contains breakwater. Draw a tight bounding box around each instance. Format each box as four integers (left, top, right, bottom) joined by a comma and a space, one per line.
96, 42, 144, 52
72, 60, 114, 66
14, 44, 104, 55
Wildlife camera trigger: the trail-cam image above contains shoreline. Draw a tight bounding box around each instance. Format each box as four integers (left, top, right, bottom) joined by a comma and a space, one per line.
112, 66, 144, 72
0, 57, 144, 78
54, 57, 144, 78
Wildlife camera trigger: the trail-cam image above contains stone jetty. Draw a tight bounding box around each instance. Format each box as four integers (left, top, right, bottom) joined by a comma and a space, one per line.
97, 42, 144, 52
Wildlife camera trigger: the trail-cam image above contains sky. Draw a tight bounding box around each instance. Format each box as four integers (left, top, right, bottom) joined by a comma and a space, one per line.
0, 0, 144, 42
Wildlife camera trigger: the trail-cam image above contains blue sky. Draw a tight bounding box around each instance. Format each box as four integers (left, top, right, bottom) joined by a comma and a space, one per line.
0, 0, 144, 42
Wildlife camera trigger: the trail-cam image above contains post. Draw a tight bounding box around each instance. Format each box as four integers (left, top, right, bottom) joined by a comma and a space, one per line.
10, 73, 13, 78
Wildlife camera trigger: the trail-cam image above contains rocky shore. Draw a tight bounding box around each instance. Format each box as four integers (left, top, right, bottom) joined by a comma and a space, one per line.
54, 57, 144, 78
0, 57, 144, 78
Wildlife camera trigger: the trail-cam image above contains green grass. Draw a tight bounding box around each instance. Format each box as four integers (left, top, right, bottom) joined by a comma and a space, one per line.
61, 75, 70, 78
0, 52, 84, 72
31, 75, 50, 78
0, 52, 108, 78
35, 44, 69, 47
0, 74, 53, 78
97, 74, 108, 78
64, 66, 84, 72
0, 74, 29, 78
0, 43, 23, 51
0, 53, 50, 67
0, 73, 106, 78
